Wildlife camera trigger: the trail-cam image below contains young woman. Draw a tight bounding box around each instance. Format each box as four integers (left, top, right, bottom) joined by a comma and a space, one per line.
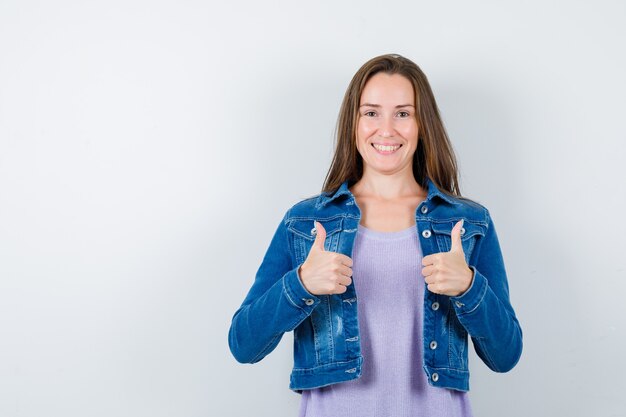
228, 54, 523, 417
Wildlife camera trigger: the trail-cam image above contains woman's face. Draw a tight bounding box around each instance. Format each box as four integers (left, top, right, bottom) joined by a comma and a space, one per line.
356, 72, 418, 176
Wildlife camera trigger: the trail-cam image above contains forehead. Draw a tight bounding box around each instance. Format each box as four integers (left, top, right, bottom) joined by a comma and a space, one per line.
360, 73, 415, 104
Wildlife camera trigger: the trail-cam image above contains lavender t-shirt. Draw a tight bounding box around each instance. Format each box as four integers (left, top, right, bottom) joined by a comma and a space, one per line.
298, 223, 474, 417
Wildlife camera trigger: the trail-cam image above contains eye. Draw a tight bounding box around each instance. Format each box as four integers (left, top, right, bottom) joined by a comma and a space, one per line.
397, 111, 410, 118
363, 111, 376, 117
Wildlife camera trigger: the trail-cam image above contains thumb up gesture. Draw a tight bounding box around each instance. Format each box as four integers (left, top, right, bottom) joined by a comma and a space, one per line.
298, 221, 354, 295
421, 219, 474, 297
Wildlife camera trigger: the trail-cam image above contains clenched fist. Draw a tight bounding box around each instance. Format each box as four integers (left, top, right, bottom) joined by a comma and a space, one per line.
298, 221, 354, 295
421, 219, 474, 297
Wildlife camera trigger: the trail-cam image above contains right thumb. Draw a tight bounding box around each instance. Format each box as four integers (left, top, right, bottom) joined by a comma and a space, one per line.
312, 221, 326, 251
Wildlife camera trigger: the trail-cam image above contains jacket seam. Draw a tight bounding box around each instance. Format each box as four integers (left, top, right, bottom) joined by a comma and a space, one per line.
285, 207, 295, 271
288, 213, 346, 222
251, 313, 305, 363
415, 216, 488, 227
292, 357, 361, 372
251, 332, 282, 363
282, 272, 305, 312
457, 277, 487, 316
474, 336, 500, 371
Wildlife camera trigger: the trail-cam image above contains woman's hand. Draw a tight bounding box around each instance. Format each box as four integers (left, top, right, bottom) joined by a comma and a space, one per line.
421, 219, 474, 297
298, 221, 354, 295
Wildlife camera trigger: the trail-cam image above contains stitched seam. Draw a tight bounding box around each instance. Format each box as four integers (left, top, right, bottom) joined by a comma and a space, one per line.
292, 357, 361, 371
326, 296, 335, 359
420, 217, 489, 228
447, 309, 468, 371
288, 214, 345, 222
483, 207, 490, 226
285, 208, 295, 271
287, 217, 344, 240
251, 332, 282, 363
457, 278, 487, 316
282, 273, 305, 312
288, 228, 342, 240
475, 336, 499, 371
286, 312, 307, 332
448, 308, 454, 366
289, 214, 360, 221
251, 314, 305, 363
312, 313, 321, 365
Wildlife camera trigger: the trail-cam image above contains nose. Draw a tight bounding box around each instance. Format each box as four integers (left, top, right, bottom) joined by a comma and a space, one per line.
379, 115, 395, 138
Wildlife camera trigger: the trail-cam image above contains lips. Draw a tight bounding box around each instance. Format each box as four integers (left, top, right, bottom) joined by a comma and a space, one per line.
371, 143, 402, 154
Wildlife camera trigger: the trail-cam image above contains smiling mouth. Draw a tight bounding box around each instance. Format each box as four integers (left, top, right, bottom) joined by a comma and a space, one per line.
372, 143, 402, 153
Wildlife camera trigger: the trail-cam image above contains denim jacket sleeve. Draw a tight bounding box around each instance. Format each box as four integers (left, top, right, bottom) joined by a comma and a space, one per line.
228, 208, 321, 364
449, 209, 523, 372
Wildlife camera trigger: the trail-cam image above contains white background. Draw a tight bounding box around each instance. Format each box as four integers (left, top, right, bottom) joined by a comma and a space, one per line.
1, 1, 624, 416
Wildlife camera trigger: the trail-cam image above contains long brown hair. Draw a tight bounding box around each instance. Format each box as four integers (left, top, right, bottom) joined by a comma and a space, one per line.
321, 53, 467, 201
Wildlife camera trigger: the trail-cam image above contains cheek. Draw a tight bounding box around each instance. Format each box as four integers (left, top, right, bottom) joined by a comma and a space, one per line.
357, 120, 376, 140
401, 122, 419, 142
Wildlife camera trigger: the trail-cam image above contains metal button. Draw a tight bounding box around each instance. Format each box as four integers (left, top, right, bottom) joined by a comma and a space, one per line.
455, 301, 464, 308
422, 230, 431, 238
431, 373, 439, 382
421, 205, 428, 214
430, 341, 438, 350
460, 227, 465, 235
310, 227, 317, 236
431, 302, 439, 311
305, 299, 315, 306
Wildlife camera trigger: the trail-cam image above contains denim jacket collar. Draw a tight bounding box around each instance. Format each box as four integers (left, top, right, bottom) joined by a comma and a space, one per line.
318, 177, 459, 207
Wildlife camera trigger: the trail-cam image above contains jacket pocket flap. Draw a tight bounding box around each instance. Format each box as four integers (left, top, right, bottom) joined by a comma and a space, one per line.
288, 217, 344, 240
431, 220, 485, 240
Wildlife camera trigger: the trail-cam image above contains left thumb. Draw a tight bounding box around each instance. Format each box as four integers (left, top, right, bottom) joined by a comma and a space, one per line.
450, 219, 464, 253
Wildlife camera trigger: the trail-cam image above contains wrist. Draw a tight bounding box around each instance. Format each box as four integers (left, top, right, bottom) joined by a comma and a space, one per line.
456, 267, 474, 297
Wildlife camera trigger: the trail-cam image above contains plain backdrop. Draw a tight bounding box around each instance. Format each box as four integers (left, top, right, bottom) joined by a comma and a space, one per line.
1, 1, 625, 416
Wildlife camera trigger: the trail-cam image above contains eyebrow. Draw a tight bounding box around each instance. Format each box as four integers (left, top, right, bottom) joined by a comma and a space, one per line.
359, 103, 415, 108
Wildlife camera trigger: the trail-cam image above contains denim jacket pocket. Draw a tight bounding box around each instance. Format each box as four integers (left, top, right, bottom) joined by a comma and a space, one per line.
288, 217, 344, 265
431, 220, 485, 263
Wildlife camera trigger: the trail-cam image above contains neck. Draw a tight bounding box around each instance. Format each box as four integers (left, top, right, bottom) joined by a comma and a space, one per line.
351, 169, 424, 200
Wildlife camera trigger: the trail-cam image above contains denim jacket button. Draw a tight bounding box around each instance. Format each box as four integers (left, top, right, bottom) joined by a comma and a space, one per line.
431, 373, 439, 382
305, 299, 315, 306
455, 301, 464, 308
310, 227, 317, 236
431, 302, 440, 310
430, 341, 438, 350
421, 205, 428, 214
422, 230, 432, 238
460, 227, 465, 235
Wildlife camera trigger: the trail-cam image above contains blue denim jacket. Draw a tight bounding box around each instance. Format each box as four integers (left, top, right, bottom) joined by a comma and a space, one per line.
228, 178, 522, 393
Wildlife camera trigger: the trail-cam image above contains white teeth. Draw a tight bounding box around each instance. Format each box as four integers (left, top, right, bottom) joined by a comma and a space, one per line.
373, 144, 400, 152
